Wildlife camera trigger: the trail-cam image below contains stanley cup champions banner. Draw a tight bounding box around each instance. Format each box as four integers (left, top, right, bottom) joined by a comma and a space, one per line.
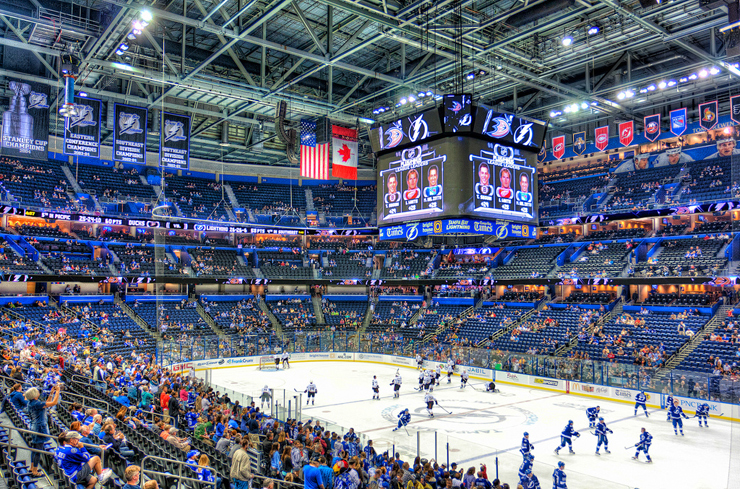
1, 80, 50, 160
160, 112, 191, 170
114, 104, 148, 164
63, 96, 101, 158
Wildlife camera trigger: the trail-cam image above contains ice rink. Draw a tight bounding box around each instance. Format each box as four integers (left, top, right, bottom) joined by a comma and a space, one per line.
211, 360, 737, 489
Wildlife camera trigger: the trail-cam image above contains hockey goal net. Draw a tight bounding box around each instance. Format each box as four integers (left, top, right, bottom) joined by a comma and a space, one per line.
258, 355, 276, 370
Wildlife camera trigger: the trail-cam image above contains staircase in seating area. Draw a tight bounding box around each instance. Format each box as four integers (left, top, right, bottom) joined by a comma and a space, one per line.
655, 302, 731, 379
553, 298, 622, 356
224, 184, 241, 209
195, 300, 229, 341
258, 296, 282, 335
357, 297, 377, 336
312, 295, 325, 324
475, 303, 540, 347
116, 296, 162, 341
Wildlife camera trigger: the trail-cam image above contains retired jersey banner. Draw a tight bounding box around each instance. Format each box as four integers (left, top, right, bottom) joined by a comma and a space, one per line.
537, 140, 546, 163
552, 135, 565, 159
573, 131, 586, 155
1, 80, 50, 160
113, 104, 148, 165
595, 126, 609, 151
670, 108, 687, 136
160, 112, 191, 170
644, 114, 661, 142
618, 121, 634, 146
699, 100, 718, 131
731, 95, 740, 125
63, 96, 101, 158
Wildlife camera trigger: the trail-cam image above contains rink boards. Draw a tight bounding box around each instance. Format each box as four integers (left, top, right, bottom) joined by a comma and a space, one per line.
168, 351, 740, 422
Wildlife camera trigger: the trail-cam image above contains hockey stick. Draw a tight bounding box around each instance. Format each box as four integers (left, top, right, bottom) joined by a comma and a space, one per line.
438, 405, 453, 414
624, 446, 635, 450
403, 425, 410, 436
469, 383, 480, 391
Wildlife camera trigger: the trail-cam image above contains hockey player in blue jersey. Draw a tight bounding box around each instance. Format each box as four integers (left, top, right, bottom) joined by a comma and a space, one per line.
594, 417, 612, 455
518, 455, 534, 487
585, 406, 600, 429
554, 421, 580, 455
668, 399, 689, 436
552, 461, 567, 489
522, 468, 541, 489
632, 427, 653, 463
696, 402, 710, 427
634, 391, 649, 417
665, 394, 673, 422
392, 409, 411, 432
520, 432, 534, 461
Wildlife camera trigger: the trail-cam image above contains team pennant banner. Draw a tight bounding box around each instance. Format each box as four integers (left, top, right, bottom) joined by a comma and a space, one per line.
572, 131, 586, 155
731, 95, 740, 125
643, 114, 661, 142
64, 96, 101, 158
537, 140, 546, 163
552, 135, 565, 159
670, 108, 687, 136
595, 126, 609, 151
699, 100, 718, 131
618, 121, 634, 147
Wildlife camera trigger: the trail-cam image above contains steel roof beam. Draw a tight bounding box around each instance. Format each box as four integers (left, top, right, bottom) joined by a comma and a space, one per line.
291, 0, 328, 57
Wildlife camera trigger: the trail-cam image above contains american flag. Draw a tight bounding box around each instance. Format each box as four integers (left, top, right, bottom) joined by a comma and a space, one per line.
300, 119, 329, 179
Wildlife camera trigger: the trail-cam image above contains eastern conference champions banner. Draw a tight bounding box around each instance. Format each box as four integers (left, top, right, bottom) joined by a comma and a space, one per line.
114, 104, 148, 164
63, 96, 101, 158
160, 112, 190, 170
1, 79, 50, 160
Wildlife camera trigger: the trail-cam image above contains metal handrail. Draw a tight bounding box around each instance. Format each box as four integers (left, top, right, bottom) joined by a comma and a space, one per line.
61, 391, 110, 414
141, 454, 217, 488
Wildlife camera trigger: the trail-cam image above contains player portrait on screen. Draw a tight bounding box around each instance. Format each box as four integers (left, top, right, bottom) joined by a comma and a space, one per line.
475, 163, 492, 196
654, 146, 693, 167
708, 129, 740, 159
496, 168, 514, 199
384, 172, 401, 205
404, 169, 420, 200
423, 165, 442, 198
516, 172, 533, 203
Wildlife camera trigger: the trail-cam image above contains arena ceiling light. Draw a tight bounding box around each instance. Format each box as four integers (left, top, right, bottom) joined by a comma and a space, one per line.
587, 25, 600, 35
561, 35, 573, 47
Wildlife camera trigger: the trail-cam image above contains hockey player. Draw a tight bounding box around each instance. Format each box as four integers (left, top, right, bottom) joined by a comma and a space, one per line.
668, 399, 689, 436
696, 402, 710, 427
281, 351, 290, 369
446, 358, 455, 384
522, 469, 540, 489
416, 353, 423, 370
486, 381, 497, 392
554, 421, 579, 455
260, 385, 271, 409
665, 394, 673, 422
594, 417, 612, 455
274, 353, 280, 370
520, 432, 534, 461
585, 406, 600, 429
390, 371, 402, 399
423, 368, 434, 392
435, 364, 442, 386
304, 381, 317, 405
460, 369, 469, 389
517, 454, 534, 485
634, 391, 649, 417
418, 370, 425, 391
372, 376, 380, 400
424, 392, 438, 417
552, 462, 567, 489
392, 408, 411, 432
632, 427, 653, 463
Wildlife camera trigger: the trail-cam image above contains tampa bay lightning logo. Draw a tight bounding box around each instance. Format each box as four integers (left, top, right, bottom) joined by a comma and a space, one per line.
118, 113, 143, 135
28, 91, 49, 109
383, 120, 405, 149
67, 105, 96, 129
459, 113, 472, 127
406, 224, 419, 241
486, 114, 513, 138
514, 122, 534, 146
164, 120, 187, 142
407, 115, 429, 142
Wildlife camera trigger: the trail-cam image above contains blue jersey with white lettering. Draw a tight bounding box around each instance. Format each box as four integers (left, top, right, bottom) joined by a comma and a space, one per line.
638, 432, 652, 448
635, 392, 646, 404
523, 474, 540, 489
561, 424, 579, 439
696, 403, 710, 416
520, 437, 534, 455
552, 468, 567, 489
518, 459, 533, 479
55, 445, 91, 479
586, 407, 599, 419
669, 404, 688, 420
595, 422, 610, 436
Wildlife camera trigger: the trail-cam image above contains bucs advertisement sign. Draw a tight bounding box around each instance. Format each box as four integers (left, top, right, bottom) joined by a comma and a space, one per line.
552, 135, 565, 159
618, 121, 634, 146
643, 114, 660, 142
594, 126, 609, 151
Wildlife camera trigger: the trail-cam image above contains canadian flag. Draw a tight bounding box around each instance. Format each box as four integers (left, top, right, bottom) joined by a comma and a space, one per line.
332, 125, 358, 179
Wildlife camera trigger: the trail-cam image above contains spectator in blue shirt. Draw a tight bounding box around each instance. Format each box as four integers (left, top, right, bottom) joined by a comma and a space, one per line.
123, 465, 142, 489
5, 383, 27, 411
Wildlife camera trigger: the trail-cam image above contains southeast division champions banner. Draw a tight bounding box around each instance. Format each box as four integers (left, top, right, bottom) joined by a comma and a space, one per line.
114, 104, 148, 164
63, 96, 101, 158
1, 80, 50, 160
160, 112, 190, 170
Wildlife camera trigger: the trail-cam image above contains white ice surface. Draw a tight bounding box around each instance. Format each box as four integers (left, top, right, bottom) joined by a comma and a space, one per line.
211, 361, 737, 489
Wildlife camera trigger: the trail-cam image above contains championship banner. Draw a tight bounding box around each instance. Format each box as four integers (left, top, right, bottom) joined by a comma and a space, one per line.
63, 96, 101, 158
160, 112, 190, 170
1, 80, 50, 160
537, 140, 546, 163
644, 114, 660, 142
618, 120, 634, 146
699, 100, 718, 131
552, 135, 565, 159
114, 104, 148, 165
573, 131, 586, 155
731, 95, 740, 125
595, 126, 609, 151
670, 108, 687, 136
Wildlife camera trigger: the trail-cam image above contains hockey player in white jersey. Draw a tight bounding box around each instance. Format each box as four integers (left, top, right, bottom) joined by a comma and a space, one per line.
435, 364, 442, 386
416, 353, 423, 370
447, 359, 455, 384
274, 353, 281, 369
417, 370, 425, 391
304, 381, 317, 405
390, 371, 402, 399
424, 392, 438, 417
423, 368, 434, 392
372, 375, 380, 400
460, 369, 469, 389
260, 385, 271, 409
281, 351, 290, 369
